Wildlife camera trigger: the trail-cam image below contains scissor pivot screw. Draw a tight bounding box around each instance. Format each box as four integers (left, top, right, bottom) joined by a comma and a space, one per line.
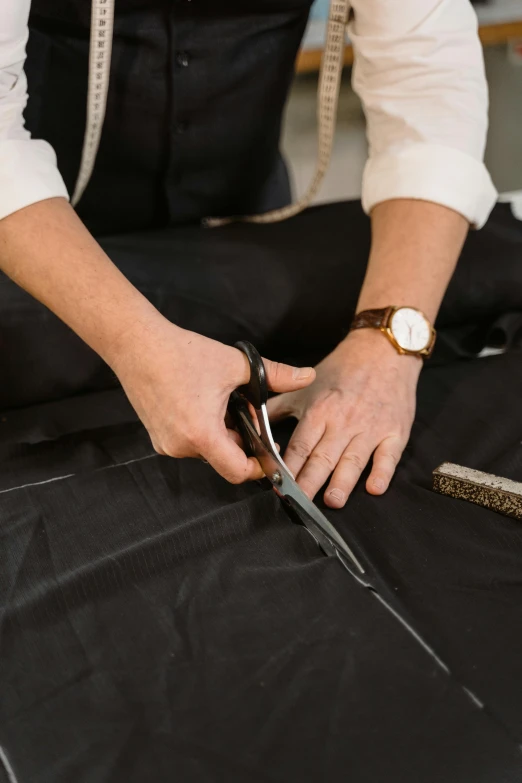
272, 471, 283, 486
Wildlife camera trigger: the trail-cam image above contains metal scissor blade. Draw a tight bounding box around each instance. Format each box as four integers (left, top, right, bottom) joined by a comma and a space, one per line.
230, 401, 364, 574
277, 472, 365, 574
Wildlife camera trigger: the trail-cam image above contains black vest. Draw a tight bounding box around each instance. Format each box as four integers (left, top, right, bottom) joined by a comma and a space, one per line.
25, 0, 313, 235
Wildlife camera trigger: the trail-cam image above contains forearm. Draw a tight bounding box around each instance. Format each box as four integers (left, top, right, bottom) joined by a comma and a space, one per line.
0, 198, 166, 366
356, 199, 469, 322
292, 198, 470, 505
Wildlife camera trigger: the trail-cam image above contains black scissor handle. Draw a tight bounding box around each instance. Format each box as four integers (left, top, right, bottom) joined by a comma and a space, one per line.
234, 340, 268, 410
228, 390, 258, 457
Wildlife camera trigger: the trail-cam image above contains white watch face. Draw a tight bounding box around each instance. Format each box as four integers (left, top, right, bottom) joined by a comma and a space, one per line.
390, 307, 431, 352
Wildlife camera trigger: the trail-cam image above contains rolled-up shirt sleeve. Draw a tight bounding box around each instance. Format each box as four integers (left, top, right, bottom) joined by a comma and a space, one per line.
349, 0, 497, 228
0, 0, 68, 221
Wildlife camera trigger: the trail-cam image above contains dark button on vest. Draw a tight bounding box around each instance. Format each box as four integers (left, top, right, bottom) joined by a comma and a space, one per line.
25, 0, 313, 236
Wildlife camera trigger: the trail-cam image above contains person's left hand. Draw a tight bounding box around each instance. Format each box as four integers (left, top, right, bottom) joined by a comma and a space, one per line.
266, 329, 421, 508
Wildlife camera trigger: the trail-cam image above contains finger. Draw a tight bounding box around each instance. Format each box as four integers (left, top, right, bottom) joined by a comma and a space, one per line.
294, 433, 346, 501
366, 435, 404, 495
225, 428, 267, 478
262, 357, 316, 394
203, 428, 263, 484
226, 428, 243, 448
266, 391, 296, 423
283, 415, 325, 478
324, 435, 375, 508
246, 456, 264, 481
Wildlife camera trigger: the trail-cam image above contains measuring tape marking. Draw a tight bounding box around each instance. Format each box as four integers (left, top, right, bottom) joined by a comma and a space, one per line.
71, 0, 115, 207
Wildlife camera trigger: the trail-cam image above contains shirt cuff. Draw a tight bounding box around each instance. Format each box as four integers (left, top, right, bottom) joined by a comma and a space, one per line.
362, 143, 497, 229
0, 138, 69, 221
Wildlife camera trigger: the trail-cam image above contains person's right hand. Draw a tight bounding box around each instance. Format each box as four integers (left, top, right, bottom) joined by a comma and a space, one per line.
111, 316, 316, 484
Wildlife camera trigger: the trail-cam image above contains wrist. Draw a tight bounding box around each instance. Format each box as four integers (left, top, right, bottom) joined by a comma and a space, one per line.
356, 295, 438, 326
340, 327, 423, 377
349, 303, 436, 360
103, 302, 183, 374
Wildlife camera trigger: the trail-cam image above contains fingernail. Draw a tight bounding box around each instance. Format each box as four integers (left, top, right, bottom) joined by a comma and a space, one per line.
294, 366, 313, 381
372, 478, 385, 492
328, 489, 345, 502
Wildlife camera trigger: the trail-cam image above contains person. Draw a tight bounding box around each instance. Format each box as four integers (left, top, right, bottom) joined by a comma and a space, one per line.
0, 0, 496, 508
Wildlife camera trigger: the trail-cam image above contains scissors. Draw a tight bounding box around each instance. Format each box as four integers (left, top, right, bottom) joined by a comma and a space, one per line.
228, 341, 365, 575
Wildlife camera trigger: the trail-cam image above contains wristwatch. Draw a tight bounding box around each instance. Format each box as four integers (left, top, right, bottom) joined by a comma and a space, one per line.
350, 306, 436, 358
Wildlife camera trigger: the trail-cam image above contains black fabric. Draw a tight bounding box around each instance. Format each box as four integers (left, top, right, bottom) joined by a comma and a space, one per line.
25, 0, 312, 235
1, 200, 522, 781
2, 341, 522, 782
1, 200, 521, 412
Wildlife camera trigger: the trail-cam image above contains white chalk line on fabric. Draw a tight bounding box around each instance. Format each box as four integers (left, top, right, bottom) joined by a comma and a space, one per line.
339, 551, 488, 713
0, 449, 498, 733
371, 591, 451, 676
0, 746, 19, 783
0, 453, 158, 496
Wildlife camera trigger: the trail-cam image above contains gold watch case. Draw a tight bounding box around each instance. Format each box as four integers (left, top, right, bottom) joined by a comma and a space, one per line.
380, 306, 437, 358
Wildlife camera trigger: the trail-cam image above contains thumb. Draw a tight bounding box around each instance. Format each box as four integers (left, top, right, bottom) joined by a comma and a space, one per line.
263, 358, 316, 394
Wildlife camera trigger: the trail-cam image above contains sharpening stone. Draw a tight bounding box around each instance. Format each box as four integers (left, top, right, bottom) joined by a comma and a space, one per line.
433, 462, 522, 521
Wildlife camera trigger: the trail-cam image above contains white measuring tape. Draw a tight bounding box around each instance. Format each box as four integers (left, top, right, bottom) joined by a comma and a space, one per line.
205, 0, 350, 226
71, 0, 115, 207
72, 0, 349, 221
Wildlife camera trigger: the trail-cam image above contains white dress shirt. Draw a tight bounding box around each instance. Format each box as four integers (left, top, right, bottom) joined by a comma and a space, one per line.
0, 0, 497, 227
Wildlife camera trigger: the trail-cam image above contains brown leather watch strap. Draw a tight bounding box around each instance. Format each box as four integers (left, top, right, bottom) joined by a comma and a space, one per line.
350, 307, 393, 331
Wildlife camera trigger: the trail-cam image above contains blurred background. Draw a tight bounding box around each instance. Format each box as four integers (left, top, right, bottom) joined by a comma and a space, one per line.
283, 0, 522, 211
